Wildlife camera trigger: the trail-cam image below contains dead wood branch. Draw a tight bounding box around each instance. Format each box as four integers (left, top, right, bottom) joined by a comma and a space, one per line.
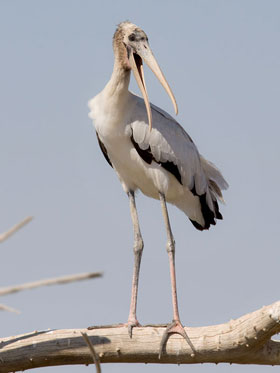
0, 272, 102, 297
81, 332, 101, 373
0, 217, 33, 243
0, 301, 280, 372
0, 304, 20, 314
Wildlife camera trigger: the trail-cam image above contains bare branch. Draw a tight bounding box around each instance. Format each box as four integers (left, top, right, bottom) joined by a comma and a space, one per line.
0, 216, 33, 243
0, 304, 20, 314
0, 301, 280, 372
0, 272, 103, 297
81, 332, 101, 373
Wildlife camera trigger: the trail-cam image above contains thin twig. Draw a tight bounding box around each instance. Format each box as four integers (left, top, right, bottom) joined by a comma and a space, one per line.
81, 331, 101, 373
0, 303, 20, 313
0, 216, 33, 243
0, 272, 103, 296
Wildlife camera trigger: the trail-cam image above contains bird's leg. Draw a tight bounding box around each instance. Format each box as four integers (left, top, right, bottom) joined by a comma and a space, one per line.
158, 192, 195, 358
126, 191, 144, 337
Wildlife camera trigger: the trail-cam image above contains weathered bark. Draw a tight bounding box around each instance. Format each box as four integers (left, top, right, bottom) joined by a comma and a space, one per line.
0, 301, 280, 372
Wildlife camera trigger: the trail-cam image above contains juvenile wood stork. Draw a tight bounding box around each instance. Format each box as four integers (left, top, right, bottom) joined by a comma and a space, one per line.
89, 21, 228, 355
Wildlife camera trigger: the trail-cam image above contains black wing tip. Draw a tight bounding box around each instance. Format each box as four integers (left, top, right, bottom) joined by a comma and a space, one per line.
213, 200, 223, 220
96, 132, 113, 168
190, 193, 223, 231
189, 218, 216, 231
199, 193, 216, 228
189, 219, 206, 231
189, 217, 217, 231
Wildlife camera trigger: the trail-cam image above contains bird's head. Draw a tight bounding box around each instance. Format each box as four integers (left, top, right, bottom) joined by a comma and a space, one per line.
113, 21, 178, 130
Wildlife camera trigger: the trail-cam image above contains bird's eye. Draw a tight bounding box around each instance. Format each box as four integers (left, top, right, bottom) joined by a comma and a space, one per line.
128, 33, 136, 42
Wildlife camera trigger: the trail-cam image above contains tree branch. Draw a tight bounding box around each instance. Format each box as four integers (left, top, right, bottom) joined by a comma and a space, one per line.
0, 301, 280, 372
81, 332, 101, 373
0, 217, 33, 243
0, 272, 103, 297
0, 304, 20, 314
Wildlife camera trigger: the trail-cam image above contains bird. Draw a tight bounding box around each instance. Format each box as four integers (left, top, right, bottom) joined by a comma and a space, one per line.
88, 21, 228, 356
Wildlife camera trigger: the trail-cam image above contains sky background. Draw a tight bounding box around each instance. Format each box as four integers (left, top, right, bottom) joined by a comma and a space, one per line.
1, 0, 280, 372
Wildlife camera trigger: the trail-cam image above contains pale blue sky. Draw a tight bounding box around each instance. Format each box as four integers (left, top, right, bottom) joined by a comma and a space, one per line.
1, 1, 280, 372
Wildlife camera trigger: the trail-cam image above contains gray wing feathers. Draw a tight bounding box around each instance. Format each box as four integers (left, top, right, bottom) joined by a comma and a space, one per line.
131, 98, 228, 203
131, 100, 208, 193
129, 97, 228, 228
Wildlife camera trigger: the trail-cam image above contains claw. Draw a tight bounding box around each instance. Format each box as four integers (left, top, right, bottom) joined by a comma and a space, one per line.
125, 319, 141, 338
159, 320, 195, 359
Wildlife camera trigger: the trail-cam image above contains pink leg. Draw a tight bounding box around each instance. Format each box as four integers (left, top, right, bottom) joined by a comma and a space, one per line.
159, 193, 195, 358
126, 191, 143, 337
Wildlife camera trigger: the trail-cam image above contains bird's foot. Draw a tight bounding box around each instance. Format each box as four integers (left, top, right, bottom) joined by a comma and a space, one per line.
159, 320, 195, 359
123, 318, 141, 338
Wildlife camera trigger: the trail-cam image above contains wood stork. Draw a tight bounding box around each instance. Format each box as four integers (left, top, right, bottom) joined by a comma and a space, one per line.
89, 21, 228, 356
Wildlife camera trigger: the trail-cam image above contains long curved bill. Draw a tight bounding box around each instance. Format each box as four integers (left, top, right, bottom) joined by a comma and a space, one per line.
128, 43, 178, 130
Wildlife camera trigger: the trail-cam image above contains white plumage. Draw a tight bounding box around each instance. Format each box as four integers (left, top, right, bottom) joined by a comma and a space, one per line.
89, 21, 228, 355
89, 89, 227, 228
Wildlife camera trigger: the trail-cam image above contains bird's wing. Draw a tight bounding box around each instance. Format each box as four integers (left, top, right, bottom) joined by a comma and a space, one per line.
96, 132, 113, 168
129, 98, 208, 195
